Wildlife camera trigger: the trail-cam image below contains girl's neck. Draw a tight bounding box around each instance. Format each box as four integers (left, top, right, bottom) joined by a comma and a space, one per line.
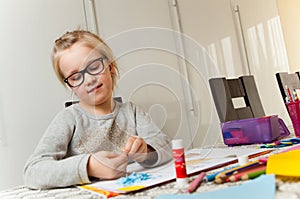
79, 98, 115, 116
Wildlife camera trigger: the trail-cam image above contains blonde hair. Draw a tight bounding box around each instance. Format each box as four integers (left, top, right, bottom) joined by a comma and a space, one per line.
52, 30, 119, 89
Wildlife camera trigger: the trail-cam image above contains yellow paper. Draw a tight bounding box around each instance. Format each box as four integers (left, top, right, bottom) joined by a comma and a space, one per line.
80, 185, 120, 197
266, 150, 300, 177
118, 185, 145, 191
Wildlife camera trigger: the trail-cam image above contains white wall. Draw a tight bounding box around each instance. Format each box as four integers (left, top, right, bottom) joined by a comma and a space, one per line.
231, 0, 291, 125
0, 0, 86, 190
277, 0, 300, 72
88, 0, 246, 149
88, 0, 291, 149
175, 0, 247, 147
91, 0, 201, 148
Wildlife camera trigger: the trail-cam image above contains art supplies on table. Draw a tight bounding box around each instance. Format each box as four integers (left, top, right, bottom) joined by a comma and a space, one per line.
186, 172, 206, 193
221, 115, 290, 146
172, 139, 188, 187
266, 149, 300, 180
79, 148, 270, 198
282, 142, 300, 152
202, 166, 235, 182
285, 85, 300, 137
215, 160, 260, 182
116, 173, 152, 186
154, 174, 276, 199
226, 165, 266, 182
240, 168, 266, 180
237, 155, 249, 165
258, 137, 300, 148
215, 160, 266, 184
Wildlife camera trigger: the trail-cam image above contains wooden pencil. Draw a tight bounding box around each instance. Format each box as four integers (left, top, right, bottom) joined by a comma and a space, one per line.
215, 160, 260, 183
227, 165, 266, 182
241, 169, 266, 180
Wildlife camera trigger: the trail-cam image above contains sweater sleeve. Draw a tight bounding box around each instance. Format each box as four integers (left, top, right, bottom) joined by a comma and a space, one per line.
23, 109, 91, 189
130, 103, 173, 167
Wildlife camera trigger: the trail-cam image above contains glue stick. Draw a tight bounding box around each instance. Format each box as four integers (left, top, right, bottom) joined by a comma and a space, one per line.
172, 139, 188, 187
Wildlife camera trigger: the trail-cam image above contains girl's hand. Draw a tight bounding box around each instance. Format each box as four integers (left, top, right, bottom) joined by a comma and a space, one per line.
123, 135, 148, 163
87, 151, 128, 179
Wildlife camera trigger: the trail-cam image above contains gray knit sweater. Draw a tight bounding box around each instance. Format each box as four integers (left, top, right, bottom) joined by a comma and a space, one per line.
23, 101, 172, 189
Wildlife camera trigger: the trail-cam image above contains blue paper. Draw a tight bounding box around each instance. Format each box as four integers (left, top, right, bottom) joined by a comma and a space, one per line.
155, 174, 275, 199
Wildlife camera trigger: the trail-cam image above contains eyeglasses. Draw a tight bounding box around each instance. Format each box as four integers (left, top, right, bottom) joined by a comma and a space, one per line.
64, 57, 108, 87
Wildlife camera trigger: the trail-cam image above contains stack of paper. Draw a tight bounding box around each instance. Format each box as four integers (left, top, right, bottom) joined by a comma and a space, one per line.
266, 149, 300, 177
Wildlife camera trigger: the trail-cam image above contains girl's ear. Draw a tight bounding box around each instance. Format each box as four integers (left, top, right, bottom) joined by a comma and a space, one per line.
109, 64, 115, 75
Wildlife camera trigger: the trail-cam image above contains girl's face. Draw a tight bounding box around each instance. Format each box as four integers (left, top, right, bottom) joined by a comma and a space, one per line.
59, 43, 114, 109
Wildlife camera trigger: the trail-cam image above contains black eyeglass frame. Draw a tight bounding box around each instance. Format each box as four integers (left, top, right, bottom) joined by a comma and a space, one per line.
63, 56, 108, 88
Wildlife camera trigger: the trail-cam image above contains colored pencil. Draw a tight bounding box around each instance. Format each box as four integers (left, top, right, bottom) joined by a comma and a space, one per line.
241, 169, 266, 180
187, 172, 206, 193
293, 89, 299, 102
286, 85, 293, 102
203, 166, 235, 182
215, 160, 260, 182
203, 171, 220, 182
227, 165, 266, 182
258, 157, 268, 163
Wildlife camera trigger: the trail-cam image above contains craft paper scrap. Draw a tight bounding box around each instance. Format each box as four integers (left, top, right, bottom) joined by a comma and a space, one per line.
282, 143, 300, 153
154, 174, 275, 199
266, 149, 300, 177
80, 185, 120, 198
117, 172, 153, 186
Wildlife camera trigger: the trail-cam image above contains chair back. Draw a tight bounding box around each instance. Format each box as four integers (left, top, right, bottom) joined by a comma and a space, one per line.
209, 75, 265, 122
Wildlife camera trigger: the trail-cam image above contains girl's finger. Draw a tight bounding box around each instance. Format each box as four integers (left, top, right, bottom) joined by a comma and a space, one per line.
129, 137, 144, 154
124, 136, 137, 153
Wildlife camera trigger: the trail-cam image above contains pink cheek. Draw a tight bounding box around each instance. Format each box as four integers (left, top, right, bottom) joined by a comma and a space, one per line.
71, 87, 81, 95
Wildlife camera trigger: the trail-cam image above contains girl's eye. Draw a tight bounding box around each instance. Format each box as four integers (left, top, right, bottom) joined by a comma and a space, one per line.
88, 61, 102, 73
69, 73, 82, 82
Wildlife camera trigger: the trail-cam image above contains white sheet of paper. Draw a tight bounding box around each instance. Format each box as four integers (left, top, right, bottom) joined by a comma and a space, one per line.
79, 148, 270, 194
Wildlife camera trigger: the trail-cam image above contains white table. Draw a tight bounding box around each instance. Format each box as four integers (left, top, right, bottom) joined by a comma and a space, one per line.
1, 144, 299, 199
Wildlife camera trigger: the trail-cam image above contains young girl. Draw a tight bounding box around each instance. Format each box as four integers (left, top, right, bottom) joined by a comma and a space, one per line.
23, 30, 172, 189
